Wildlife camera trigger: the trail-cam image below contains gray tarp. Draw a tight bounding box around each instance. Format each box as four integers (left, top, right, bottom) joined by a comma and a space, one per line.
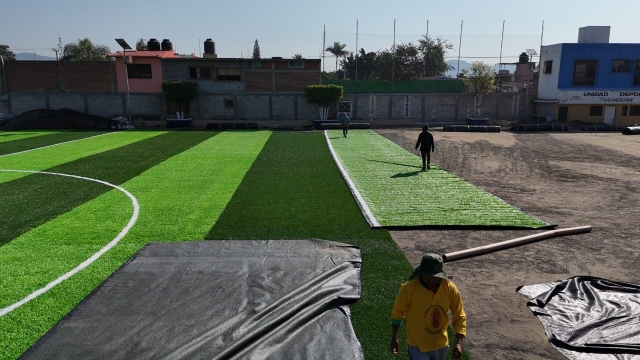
518, 276, 640, 360
20, 240, 364, 360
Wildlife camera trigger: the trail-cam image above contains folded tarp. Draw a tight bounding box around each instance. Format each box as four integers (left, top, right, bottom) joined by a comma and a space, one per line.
622, 126, 640, 135
20, 240, 364, 360
518, 276, 640, 359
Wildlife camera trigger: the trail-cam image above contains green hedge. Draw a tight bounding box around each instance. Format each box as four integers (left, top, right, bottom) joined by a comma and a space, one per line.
305, 84, 344, 107
161, 81, 199, 102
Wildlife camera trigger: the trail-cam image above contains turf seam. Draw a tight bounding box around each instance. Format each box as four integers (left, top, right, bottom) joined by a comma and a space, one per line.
323, 130, 380, 228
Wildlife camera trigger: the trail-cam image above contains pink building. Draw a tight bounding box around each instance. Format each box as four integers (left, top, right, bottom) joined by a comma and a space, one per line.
108, 49, 181, 93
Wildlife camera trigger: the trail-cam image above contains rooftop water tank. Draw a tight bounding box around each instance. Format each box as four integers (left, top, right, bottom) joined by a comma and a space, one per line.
519, 52, 529, 64
161, 39, 173, 51
147, 38, 161, 51
204, 39, 215, 55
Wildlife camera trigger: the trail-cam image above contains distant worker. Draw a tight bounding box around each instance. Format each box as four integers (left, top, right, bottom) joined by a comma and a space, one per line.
390, 253, 466, 360
339, 112, 351, 138
415, 125, 435, 171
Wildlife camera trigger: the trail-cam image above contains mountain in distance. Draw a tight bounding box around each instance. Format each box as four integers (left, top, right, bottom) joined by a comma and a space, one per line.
15, 52, 57, 61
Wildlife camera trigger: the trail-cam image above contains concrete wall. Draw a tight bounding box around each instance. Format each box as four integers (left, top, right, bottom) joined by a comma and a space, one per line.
538, 44, 563, 100
3, 91, 534, 125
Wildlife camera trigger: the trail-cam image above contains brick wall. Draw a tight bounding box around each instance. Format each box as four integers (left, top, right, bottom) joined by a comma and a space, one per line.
4, 61, 116, 93
275, 72, 319, 92
129, 94, 163, 117
245, 71, 273, 92
61, 62, 116, 92
87, 94, 123, 117
237, 94, 270, 120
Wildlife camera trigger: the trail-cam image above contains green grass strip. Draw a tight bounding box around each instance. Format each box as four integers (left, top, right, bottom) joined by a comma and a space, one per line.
0, 131, 60, 144
206, 131, 458, 360
0, 131, 217, 247
327, 129, 548, 228
0, 130, 271, 360
0, 131, 110, 155
0, 131, 164, 184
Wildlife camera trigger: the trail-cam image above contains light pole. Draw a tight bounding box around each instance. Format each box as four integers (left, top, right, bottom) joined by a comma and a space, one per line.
115, 39, 132, 123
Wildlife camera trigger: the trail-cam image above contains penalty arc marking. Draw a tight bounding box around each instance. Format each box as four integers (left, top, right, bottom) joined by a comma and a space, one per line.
0, 169, 139, 317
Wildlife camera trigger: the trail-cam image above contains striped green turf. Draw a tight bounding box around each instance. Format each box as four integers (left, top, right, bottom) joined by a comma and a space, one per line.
0, 130, 271, 360
326, 129, 548, 228
0, 131, 164, 183
207, 131, 420, 360
0, 131, 60, 144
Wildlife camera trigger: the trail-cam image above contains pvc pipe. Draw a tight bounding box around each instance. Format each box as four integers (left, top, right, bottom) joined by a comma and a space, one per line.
442, 226, 592, 263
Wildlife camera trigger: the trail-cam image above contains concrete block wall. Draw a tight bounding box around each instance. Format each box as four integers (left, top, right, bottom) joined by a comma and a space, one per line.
10, 93, 48, 114
272, 95, 295, 120
200, 94, 235, 120
88, 94, 124, 118
237, 94, 270, 120
49, 93, 85, 113
297, 94, 317, 120
129, 94, 163, 117
0, 96, 8, 113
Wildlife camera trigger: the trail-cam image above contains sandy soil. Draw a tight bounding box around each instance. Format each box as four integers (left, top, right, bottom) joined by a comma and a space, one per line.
375, 128, 640, 360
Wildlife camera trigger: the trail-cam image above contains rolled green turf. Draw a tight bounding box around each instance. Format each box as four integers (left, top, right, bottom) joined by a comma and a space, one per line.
0, 130, 271, 360
0, 131, 60, 144
326, 129, 549, 228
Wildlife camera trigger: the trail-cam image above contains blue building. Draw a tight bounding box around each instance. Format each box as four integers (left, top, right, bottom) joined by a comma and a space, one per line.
536, 26, 640, 125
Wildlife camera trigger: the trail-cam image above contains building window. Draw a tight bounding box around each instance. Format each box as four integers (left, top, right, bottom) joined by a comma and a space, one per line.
127, 64, 152, 79
217, 67, 241, 81
190, 67, 212, 79
634, 60, 640, 86
590, 106, 603, 116
622, 106, 628, 116
543, 60, 552, 74
612, 59, 631, 73
225, 100, 234, 109
288, 61, 305, 69
630, 106, 640, 116
573, 60, 597, 86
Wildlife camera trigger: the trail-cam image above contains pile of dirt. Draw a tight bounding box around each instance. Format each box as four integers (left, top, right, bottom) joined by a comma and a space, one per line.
0, 109, 111, 130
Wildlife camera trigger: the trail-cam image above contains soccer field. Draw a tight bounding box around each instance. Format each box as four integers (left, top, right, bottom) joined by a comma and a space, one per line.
0, 129, 477, 360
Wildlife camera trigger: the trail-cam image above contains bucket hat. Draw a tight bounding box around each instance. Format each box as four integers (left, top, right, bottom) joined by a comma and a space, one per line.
409, 253, 449, 280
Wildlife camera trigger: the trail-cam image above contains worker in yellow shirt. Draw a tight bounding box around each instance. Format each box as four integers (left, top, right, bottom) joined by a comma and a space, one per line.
391, 253, 467, 360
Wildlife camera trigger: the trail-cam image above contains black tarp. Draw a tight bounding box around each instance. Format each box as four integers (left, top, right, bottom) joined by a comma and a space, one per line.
518, 276, 640, 360
622, 126, 640, 135
20, 240, 364, 360
442, 125, 501, 132
580, 124, 624, 131
511, 124, 570, 131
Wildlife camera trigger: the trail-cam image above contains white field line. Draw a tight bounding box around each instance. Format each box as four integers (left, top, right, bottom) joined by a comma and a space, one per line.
0, 169, 139, 317
0, 132, 117, 158
323, 130, 380, 228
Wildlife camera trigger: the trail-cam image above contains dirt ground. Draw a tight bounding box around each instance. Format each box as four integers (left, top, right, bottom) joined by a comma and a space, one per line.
376, 127, 640, 360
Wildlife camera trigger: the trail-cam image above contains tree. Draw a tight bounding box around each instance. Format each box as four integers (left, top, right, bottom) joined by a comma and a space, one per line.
342, 49, 377, 80
136, 38, 147, 51
417, 35, 454, 77
292, 54, 303, 59
253, 40, 261, 59
62, 38, 110, 61
325, 42, 348, 79
461, 62, 498, 117
161, 81, 199, 119
0, 45, 16, 61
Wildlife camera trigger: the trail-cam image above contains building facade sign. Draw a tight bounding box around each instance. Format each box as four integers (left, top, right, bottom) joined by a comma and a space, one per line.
558, 90, 640, 104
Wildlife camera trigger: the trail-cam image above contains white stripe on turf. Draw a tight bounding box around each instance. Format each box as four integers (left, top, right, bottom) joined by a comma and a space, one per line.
0, 169, 139, 317
0, 132, 117, 158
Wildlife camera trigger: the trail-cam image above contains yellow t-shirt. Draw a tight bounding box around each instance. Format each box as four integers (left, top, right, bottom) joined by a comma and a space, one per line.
391, 278, 467, 352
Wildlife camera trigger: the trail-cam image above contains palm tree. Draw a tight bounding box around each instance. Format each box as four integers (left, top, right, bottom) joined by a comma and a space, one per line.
292, 54, 304, 59
325, 41, 348, 79
62, 38, 110, 61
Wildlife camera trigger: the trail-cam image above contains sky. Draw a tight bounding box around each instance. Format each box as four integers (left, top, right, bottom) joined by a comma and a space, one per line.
3, 0, 640, 71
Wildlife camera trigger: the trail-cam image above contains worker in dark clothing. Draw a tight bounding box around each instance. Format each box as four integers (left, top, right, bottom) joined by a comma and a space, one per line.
415, 125, 435, 171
